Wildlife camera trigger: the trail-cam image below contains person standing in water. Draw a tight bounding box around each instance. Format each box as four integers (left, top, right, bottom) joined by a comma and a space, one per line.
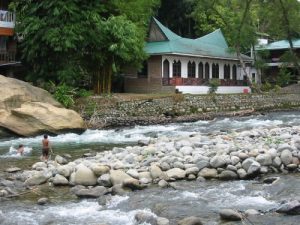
42, 134, 51, 161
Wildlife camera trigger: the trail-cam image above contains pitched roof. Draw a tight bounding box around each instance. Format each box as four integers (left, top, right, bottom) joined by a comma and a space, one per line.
146, 18, 252, 61
257, 39, 300, 50
152, 17, 181, 41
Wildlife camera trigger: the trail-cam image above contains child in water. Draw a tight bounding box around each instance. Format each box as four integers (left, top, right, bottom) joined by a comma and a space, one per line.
17, 144, 24, 155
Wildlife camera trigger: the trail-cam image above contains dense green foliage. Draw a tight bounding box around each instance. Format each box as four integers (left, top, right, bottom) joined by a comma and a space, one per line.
192, 0, 300, 86
157, 0, 196, 38
11, 0, 300, 95
12, 0, 159, 93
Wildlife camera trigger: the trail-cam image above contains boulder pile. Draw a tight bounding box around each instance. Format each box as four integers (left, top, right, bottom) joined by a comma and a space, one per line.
18, 125, 300, 197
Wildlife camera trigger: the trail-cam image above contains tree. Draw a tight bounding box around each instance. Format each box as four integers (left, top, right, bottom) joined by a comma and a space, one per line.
12, 0, 159, 94
257, 0, 300, 77
157, 0, 197, 38
193, 0, 257, 87
83, 16, 147, 94
87, 0, 160, 94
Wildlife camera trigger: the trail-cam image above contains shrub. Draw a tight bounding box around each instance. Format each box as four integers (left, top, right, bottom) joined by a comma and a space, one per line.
76, 89, 93, 98
48, 81, 93, 108
53, 83, 76, 108
276, 67, 291, 87
208, 79, 220, 94
261, 82, 273, 92
273, 84, 281, 93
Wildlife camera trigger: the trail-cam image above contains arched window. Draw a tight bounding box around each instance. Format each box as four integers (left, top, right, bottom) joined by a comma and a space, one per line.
232, 64, 237, 80
212, 63, 219, 78
187, 61, 196, 78
224, 64, 230, 79
216, 64, 219, 78
163, 59, 170, 78
205, 63, 209, 80
198, 62, 203, 79
173, 60, 181, 77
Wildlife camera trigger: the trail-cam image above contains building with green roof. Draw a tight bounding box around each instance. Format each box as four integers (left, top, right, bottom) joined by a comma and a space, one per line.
124, 18, 255, 94
256, 39, 300, 83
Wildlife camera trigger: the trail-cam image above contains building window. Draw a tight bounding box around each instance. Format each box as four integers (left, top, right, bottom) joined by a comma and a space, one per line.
232, 65, 237, 80
212, 63, 219, 78
173, 60, 181, 77
163, 59, 170, 78
252, 73, 256, 82
187, 61, 196, 78
198, 62, 203, 79
137, 61, 148, 78
205, 62, 209, 79
224, 64, 230, 79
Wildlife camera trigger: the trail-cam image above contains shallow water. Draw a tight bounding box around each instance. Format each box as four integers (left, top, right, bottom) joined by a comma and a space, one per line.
0, 111, 300, 224
1, 174, 299, 225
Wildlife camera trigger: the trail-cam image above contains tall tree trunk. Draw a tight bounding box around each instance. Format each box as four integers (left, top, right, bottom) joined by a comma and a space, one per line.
108, 65, 112, 94
278, 0, 300, 78
102, 66, 107, 93
236, 44, 252, 88
93, 70, 101, 95
235, 0, 253, 88
252, 45, 262, 85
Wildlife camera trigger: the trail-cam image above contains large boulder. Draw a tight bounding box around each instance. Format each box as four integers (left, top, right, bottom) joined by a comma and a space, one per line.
177, 216, 203, 225
24, 172, 50, 186
165, 168, 186, 180
110, 170, 133, 186
74, 164, 97, 186
0, 75, 85, 136
219, 209, 242, 221
276, 200, 300, 215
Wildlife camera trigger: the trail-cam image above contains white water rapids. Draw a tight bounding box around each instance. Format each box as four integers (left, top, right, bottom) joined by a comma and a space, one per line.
0, 111, 300, 224
1, 112, 300, 158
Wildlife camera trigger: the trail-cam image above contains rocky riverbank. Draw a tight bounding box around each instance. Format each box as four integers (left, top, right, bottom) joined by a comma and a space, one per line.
1, 124, 300, 224
76, 93, 300, 129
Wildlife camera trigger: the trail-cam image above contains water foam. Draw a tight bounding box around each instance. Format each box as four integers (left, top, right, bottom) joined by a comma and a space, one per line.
0, 146, 33, 158
2, 200, 156, 225
0, 112, 297, 154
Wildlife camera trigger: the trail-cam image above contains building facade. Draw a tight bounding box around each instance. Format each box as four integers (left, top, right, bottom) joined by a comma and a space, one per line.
0, 0, 18, 76
256, 39, 300, 83
124, 18, 254, 94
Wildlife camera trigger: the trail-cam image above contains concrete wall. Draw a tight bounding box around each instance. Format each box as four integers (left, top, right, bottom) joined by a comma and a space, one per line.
148, 55, 162, 79
124, 77, 175, 93
177, 86, 251, 94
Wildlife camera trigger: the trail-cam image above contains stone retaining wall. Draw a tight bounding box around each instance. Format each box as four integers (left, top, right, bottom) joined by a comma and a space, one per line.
79, 93, 300, 128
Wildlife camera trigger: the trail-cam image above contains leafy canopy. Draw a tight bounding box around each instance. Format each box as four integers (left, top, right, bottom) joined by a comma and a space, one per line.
12, 0, 159, 90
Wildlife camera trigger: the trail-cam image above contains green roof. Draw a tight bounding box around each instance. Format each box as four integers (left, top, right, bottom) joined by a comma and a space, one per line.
152, 17, 181, 41
146, 18, 252, 61
257, 39, 300, 50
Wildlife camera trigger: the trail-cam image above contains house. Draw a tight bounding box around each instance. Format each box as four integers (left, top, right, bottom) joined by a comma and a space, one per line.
0, 0, 19, 76
256, 39, 300, 83
124, 18, 255, 94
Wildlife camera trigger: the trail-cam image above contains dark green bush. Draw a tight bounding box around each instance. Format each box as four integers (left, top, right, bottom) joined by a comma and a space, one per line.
208, 78, 220, 94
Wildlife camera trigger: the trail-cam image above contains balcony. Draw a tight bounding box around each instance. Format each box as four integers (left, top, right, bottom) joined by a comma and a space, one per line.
0, 10, 15, 28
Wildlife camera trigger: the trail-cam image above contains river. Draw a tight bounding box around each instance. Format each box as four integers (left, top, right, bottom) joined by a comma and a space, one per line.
0, 111, 300, 225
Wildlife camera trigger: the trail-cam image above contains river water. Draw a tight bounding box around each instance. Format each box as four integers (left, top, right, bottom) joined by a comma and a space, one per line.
0, 111, 300, 225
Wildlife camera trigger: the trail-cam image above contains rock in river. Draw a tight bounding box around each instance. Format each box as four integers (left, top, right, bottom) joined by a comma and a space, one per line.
0, 75, 85, 137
